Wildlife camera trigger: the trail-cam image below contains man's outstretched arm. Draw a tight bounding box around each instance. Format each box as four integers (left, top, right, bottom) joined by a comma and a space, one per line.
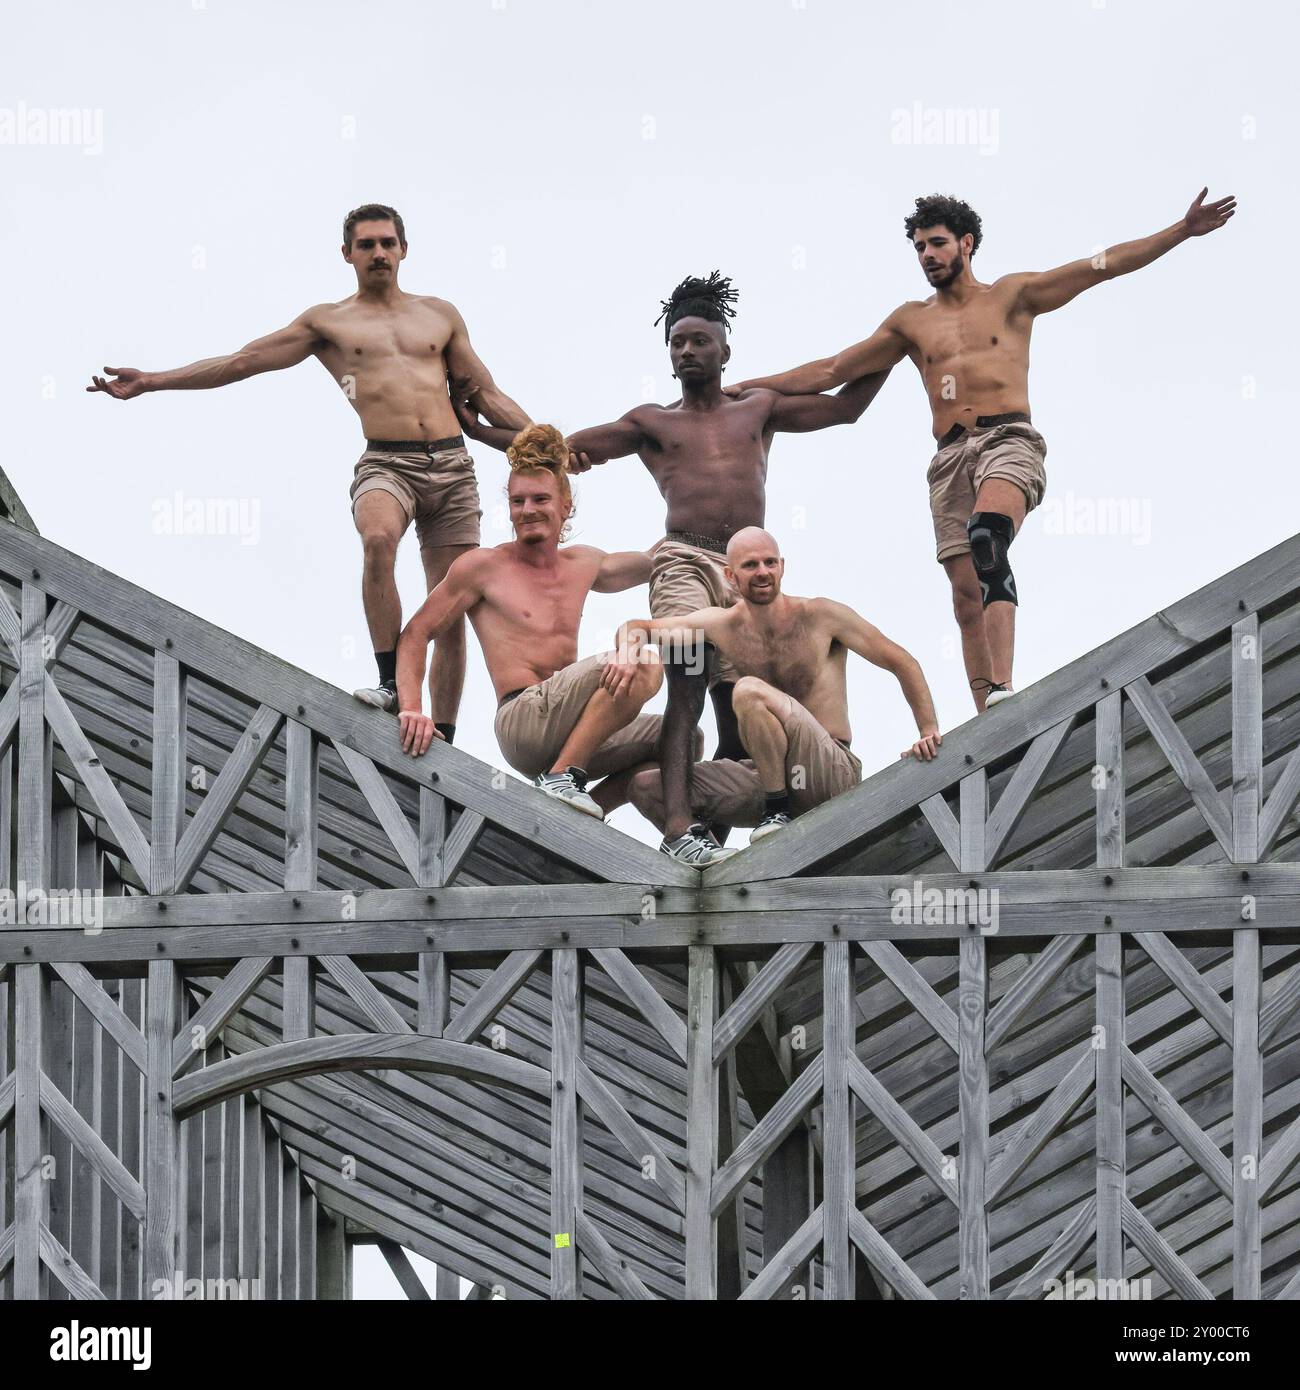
730, 309, 911, 396
442, 301, 530, 430
763, 368, 894, 433
395, 554, 485, 755
566, 410, 650, 473
821, 599, 941, 760
87, 309, 325, 399
1012, 187, 1237, 316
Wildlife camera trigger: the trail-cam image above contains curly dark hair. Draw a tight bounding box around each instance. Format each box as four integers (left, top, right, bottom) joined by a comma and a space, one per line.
903, 195, 982, 255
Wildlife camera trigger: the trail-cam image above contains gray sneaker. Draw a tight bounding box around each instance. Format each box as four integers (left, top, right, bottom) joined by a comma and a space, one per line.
353, 682, 398, 712
535, 768, 604, 819
750, 810, 791, 843
660, 823, 739, 866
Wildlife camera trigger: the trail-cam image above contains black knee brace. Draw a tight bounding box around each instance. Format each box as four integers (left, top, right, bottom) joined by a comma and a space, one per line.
967, 511, 1018, 607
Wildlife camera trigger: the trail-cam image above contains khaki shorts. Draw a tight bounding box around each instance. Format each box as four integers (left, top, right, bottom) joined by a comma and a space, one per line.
927, 420, 1047, 563
628, 694, 862, 829
494, 652, 665, 781
649, 537, 739, 687
350, 444, 482, 554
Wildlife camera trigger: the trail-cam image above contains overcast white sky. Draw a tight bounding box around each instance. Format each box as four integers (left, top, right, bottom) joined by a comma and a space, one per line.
4, 0, 1293, 1297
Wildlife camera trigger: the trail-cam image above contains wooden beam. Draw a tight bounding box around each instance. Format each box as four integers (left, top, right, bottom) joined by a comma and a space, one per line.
956, 935, 988, 1299
444, 950, 542, 1044
983, 715, 1076, 866
822, 940, 854, 1299
377, 1237, 431, 1299
590, 947, 688, 1063
143, 959, 180, 1289
149, 653, 186, 895
14, 965, 44, 1299
712, 941, 813, 1064
1132, 932, 1233, 1046
549, 949, 581, 1300
685, 945, 718, 1300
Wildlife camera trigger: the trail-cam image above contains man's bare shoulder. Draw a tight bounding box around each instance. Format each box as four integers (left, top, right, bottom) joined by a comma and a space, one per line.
560, 543, 607, 566
413, 294, 463, 323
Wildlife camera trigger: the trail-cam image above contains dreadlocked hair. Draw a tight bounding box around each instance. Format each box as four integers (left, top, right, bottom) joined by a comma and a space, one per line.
505, 423, 575, 539
654, 270, 739, 342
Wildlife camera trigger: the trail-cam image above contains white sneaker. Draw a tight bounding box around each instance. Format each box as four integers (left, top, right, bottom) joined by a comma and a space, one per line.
535, 768, 604, 819
750, 810, 791, 843
353, 682, 398, 712
660, 824, 739, 866
984, 684, 1014, 708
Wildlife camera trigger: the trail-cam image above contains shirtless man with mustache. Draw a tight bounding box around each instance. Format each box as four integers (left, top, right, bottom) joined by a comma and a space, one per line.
88, 202, 530, 744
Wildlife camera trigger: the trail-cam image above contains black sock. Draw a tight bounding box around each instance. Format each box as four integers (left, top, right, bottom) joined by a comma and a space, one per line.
764, 791, 790, 817
375, 650, 397, 686
434, 722, 456, 746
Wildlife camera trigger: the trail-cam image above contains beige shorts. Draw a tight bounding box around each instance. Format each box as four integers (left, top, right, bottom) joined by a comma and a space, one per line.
927, 419, 1047, 563
350, 444, 482, 554
628, 694, 862, 829
494, 652, 665, 781
649, 537, 739, 687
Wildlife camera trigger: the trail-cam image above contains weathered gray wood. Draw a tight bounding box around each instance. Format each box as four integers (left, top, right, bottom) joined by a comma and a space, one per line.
861, 939, 958, 1053
172, 956, 275, 1077
1260, 739, 1300, 858
984, 715, 1076, 866
440, 809, 486, 887
318, 954, 411, 1034
38, 1071, 144, 1220
18, 582, 50, 895
985, 1045, 1094, 1204
919, 794, 960, 867
959, 768, 987, 875
14, 965, 44, 1298
577, 1060, 685, 1214
283, 958, 315, 1042
822, 940, 854, 1299
49, 961, 147, 1074
712, 941, 812, 1064
847, 1055, 954, 1207
40, 1223, 104, 1300
591, 947, 688, 1063
143, 960, 179, 1289
316, 1204, 348, 1299
444, 949, 542, 1044
377, 1237, 431, 1299
575, 1211, 655, 1300
956, 936, 987, 1299
332, 739, 422, 883
1126, 674, 1233, 856
173, 703, 284, 892
1233, 928, 1262, 1298
1120, 1195, 1212, 1300
284, 718, 317, 891
1260, 963, 1300, 1048
762, 1131, 811, 1298
685, 945, 718, 1300
1120, 1046, 1233, 1198
418, 785, 446, 888
984, 933, 1086, 1055
847, 1207, 933, 1300
738, 1205, 822, 1301
280, 1146, 300, 1298
549, 949, 581, 1299
417, 951, 450, 1036
1133, 932, 1234, 1046
239, 1096, 264, 1292
149, 653, 186, 894
1006, 1197, 1096, 1299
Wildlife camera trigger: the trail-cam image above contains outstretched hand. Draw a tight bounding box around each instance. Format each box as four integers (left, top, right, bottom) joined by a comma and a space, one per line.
87, 366, 149, 400
1183, 187, 1236, 237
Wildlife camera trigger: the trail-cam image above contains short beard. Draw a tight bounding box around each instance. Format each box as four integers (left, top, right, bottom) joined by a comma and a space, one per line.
929, 253, 964, 288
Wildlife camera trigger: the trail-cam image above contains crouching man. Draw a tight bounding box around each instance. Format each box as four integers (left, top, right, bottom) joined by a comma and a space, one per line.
609, 528, 942, 844
395, 425, 681, 818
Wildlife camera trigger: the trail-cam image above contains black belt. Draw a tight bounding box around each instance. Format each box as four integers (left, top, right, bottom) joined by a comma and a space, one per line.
498, 688, 528, 708
936, 412, 1031, 451
664, 529, 729, 556
366, 434, 465, 453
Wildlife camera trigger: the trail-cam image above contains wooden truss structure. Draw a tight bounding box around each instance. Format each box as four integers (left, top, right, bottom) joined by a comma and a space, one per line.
1, 497, 1299, 1300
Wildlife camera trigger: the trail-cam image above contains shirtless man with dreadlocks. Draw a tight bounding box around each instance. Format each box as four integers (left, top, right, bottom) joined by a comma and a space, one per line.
457, 272, 892, 864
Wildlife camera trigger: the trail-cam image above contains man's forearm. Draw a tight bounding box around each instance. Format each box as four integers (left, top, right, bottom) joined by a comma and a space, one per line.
741, 358, 839, 396
395, 633, 430, 712
899, 660, 939, 733
471, 385, 530, 432
1101, 220, 1190, 279
143, 353, 253, 391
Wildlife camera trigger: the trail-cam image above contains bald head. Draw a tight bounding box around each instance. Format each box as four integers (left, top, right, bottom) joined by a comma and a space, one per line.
725, 528, 785, 605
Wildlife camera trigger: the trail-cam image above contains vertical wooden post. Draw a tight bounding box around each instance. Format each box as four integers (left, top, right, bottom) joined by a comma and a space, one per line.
1231, 614, 1262, 1299
549, 948, 582, 1299
240, 1095, 264, 1293
150, 653, 186, 895
284, 719, 318, 1042
316, 1206, 350, 1300
957, 769, 989, 1299
280, 1148, 300, 1299
418, 952, 450, 1037
262, 1129, 282, 1299
1095, 689, 1126, 1280
822, 939, 854, 1299
144, 959, 180, 1293
685, 945, 718, 1300
14, 964, 44, 1299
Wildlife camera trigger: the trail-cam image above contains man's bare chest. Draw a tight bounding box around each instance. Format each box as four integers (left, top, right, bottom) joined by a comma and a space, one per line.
319, 307, 453, 369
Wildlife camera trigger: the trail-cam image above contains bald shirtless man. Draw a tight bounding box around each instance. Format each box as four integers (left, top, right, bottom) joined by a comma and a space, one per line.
457, 271, 890, 864
88, 202, 530, 741
611, 528, 940, 845
394, 425, 680, 820
733, 188, 1236, 712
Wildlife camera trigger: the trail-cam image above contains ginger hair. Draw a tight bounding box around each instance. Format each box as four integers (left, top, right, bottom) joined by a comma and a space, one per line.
505, 423, 575, 538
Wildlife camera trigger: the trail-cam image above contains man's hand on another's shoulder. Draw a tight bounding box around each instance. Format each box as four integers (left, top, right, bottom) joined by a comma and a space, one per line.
398, 710, 444, 757
902, 728, 942, 762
